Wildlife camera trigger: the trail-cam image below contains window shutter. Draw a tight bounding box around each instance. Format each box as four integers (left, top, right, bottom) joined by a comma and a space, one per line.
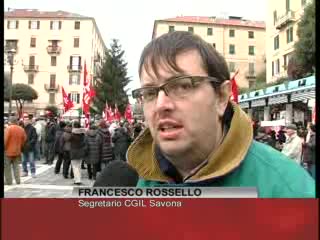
59, 21, 62, 29
50, 21, 53, 29
16, 21, 19, 29
79, 56, 81, 67
77, 75, 80, 85
7, 21, 10, 29
77, 94, 80, 104
28, 21, 31, 29
37, 21, 40, 29
70, 56, 73, 67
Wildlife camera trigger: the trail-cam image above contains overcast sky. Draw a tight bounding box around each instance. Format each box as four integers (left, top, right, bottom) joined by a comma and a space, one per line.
5, 0, 266, 101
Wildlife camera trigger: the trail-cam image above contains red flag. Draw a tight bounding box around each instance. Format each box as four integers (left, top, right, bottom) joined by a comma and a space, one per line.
114, 104, 122, 121
108, 106, 114, 122
82, 61, 91, 115
230, 70, 239, 104
62, 87, 74, 112
124, 104, 133, 123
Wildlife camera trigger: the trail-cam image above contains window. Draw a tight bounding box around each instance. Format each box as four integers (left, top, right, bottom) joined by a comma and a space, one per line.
30, 37, 36, 47
249, 63, 255, 75
286, 27, 293, 43
212, 43, 216, 48
207, 28, 213, 36
286, 0, 290, 12
274, 35, 279, 50
50, 74, 56, 88
49, 93, 55, 104
188, 27, 194, 33
75, 21, 80, 30
29, 20, 40, 29
229, 29, 235, 37
229, 62, 236, 72
51, 56, 57, 66
7, 20, 19, 29
69, 56, 81, 70
69, 74, 80, 85
273, 11, 277, 25
276, 59, 280, 74
70, 92, 80, 104
248, 31, 254, 39
51, 40, 59, 47
229, 44, 235, 54
6, 40, 18, 51
28, 74, 34, 84
29, 56, 35, 66
249, 46, 255, 55
50, 21, 62, 30
74, 38, 80, 48
169, 26, 175, 33
272, 61, 274, 76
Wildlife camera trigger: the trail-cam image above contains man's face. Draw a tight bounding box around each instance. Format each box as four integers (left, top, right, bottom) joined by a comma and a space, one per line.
140, 50, 230, 160
286, 128, 295, 136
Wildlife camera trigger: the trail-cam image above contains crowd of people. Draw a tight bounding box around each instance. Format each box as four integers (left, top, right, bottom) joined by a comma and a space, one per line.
253, 121, 316, 179
4, 114, 146, 185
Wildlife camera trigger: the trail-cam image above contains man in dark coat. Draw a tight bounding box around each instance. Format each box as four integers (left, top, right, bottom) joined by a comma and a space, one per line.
45, 117, 57, 165
302, 124, 316, 179
22, 116, 38, 177
97, 120, 113, 170
60, 122, 74, 179
85, 125, 102, 180
112, 124, 131, 161
54, 121, 66, 174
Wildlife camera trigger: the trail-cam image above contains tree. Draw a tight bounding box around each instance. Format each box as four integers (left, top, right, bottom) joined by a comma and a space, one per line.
287, 56, 305, 80
91, 39, 131, 115
293, 0, 315, 75
4, 83, 38, 117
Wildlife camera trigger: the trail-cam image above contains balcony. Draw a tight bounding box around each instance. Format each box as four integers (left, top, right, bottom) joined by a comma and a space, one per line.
24, 65, 39, 72
275, 11, 296, 30
4, 45, 18, 54
67, 65, 82, 72
246, 72, 256, 79
47, 45, 61, 54
44, 84, 60, 92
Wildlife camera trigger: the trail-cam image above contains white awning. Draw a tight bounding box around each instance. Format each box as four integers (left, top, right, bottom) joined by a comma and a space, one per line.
239, 102, 249, 109
291, 89, 315, 102
251, 99, 266, 107
268, 95, 288, 105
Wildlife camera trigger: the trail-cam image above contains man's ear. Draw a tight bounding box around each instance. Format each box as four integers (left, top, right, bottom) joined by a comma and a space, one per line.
216, 80, 231, 117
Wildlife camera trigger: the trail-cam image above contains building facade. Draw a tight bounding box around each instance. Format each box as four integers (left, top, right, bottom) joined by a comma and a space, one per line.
266, 0, 311, 83
4, 9, 106, 117
152, 16, 266, 88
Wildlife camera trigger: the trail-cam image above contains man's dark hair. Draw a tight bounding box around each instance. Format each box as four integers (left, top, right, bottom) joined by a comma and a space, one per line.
73, 121, 81, 128
139, 31, 230, 84
59, 121, 66, 129
139, 31, 233, 124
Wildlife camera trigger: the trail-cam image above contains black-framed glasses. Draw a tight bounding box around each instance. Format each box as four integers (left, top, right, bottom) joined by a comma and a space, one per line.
132, 75, 222, 103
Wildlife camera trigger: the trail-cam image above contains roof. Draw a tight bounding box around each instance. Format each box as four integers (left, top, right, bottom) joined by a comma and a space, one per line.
158, 16, 265, 29
4, 9, 91, 19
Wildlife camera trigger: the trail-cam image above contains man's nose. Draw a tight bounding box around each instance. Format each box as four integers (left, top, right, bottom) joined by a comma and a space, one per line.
155, 90, 174, 112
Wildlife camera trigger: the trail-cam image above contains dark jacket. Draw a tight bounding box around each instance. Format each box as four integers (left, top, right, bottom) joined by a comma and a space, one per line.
97, 128, 113, 163
23, 123, 37, 153
60, 128, 72, 152
69, 128, 88, 160
112, 127, 131, 157
303, 132, 315, 164
54, 127, 64, 154
45, 121, 56, 143
85, 129, 102, 165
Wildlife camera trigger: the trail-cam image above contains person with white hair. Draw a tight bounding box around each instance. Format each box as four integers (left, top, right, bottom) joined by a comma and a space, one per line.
282, 124, 303, 165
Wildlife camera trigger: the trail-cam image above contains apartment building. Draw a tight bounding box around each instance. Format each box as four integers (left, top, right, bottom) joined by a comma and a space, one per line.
266, 0, 311, 83
4, 9, 106, 116
152, 16, 266, 88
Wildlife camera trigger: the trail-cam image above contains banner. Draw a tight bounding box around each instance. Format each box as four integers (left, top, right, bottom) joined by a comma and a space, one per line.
82, 61, 90, 128
114, 103, 122, 121
230, 70, 239, 103
62, 87, 74, 112
124, 104, 133, 123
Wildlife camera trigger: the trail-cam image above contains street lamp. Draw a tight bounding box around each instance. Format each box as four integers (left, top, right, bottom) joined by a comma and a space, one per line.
7, 48, 16, 117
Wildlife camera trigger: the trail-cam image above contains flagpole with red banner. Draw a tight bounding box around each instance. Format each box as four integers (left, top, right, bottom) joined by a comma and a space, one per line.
230, 70, 239, 104
82, 61, 90, 128
62, 87, 74, 113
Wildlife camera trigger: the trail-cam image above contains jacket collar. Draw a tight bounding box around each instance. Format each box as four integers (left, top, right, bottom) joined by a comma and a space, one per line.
127, 102, 253, 183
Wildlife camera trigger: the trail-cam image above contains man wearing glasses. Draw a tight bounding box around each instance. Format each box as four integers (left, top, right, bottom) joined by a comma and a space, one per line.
128, 31, 314, 197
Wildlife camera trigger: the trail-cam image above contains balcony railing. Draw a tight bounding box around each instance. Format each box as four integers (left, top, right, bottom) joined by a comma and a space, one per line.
67, 65, 82, 72
275, 11, 296, 30
246, 72, 256, 79
4, 45, 18, 53
47, 45, 61, 54
44, 84, 60, 92
24, 65, 39, 72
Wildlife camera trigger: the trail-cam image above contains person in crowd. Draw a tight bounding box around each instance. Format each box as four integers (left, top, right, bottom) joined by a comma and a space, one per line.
281, 124, 303, 165
69, 121, 87, 185
255, 127, 274, 147
128, 31, 314, 197
302, 123, 316, 179
54, 121, 66, 174
133, 122, 143, 139
97, 120, 113, 170
60, 122, 74, 179
45, 117, 57, 165
112, 122, 132, 161
4, 116, 27, 185
33, 118, 43, 161
85, 124, 102, 180
22, 115, 38, 177
276, 126, 287, 150
268, 130, 277, 149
